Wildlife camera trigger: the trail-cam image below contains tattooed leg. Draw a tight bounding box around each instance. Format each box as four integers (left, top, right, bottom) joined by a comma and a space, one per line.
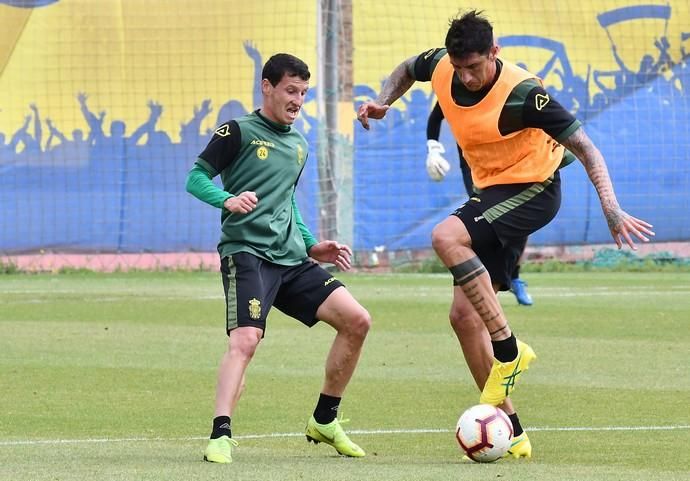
449, 257, 511, 341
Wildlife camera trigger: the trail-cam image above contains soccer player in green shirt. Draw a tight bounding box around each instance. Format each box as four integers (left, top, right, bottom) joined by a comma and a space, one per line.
186, 53, 370, 463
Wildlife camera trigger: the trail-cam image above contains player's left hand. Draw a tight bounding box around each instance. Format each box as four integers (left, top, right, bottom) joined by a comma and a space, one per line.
309, 241, 353, 271
604, 206, 655, 250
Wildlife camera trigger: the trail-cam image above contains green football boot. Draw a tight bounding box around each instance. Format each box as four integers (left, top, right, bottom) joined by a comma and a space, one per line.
305, 416, 365, 457
203, 435, 238, 464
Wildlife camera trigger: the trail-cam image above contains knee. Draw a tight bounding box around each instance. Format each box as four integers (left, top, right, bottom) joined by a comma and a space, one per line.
229, 329, 262, 361
348, 307, 371, 341
449, 308, 466, 331
432, 219, 471, 258
431, 223, 459, 256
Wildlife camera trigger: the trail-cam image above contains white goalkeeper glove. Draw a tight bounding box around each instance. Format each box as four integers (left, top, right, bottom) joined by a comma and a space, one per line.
426, 139, 451, 181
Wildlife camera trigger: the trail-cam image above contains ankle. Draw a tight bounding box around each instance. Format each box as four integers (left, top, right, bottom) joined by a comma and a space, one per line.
491, 334, 518, 362
313, 393, 341, 424
210, 416, 232, 439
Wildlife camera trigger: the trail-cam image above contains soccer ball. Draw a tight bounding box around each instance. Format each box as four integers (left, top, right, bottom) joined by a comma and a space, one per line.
455, 404, 513, 463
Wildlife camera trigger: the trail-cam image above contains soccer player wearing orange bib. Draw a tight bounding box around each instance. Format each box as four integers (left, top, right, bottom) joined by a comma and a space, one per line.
357, 10, 653, 458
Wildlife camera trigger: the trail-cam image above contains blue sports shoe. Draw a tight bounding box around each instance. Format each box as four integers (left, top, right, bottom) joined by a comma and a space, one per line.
510, 278, 533, 306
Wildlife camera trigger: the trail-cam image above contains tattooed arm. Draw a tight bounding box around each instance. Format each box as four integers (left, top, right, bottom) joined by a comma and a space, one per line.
356, 56, 417, 130
561, 127, 654, 249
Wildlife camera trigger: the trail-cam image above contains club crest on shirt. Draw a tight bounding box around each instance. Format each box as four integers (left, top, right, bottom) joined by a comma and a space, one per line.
248, 298, 261, 320
296, 144, 304, 165
256, 146, 269, 160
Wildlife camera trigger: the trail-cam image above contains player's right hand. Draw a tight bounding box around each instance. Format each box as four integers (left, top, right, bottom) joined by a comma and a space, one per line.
224, 191, 258, 214
356, 102, 389, 130
426, 139, 450, 181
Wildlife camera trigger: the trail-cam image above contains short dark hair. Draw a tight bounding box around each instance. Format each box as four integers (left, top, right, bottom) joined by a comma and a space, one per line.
262, 53, 311, 86
445, 10, 493, 58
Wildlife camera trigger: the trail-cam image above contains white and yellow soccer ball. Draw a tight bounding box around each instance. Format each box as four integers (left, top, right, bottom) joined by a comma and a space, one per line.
455, 404, 513, 463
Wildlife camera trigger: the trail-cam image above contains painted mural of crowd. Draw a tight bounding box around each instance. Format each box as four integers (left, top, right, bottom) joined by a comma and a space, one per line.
0, 41, 320, 168
355, 23, 690, 145
1, 10, 689, 166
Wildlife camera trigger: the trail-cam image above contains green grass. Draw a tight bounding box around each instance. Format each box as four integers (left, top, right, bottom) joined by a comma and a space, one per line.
1, 272, 689, 481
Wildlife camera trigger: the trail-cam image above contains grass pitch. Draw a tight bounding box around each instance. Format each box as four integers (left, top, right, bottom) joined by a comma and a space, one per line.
1, 271, 689, 481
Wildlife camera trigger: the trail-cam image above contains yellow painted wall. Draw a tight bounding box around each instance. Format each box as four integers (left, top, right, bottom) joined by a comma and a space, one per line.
1, 1, 688, 139
0, 0, 318, 141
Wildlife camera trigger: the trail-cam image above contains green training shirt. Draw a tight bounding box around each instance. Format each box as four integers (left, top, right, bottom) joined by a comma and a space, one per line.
190, 110, 316, 265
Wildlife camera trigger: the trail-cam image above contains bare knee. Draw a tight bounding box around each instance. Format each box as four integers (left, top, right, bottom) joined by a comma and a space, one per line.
228, 328, 262, 362
329, 306, 370, 348
340, 307, 371, 342
318, 288, 371, 341
432, 221, 470, 259
431, 223, 454, 256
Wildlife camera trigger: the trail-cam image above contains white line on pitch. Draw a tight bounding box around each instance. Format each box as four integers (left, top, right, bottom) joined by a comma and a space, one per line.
1, 424, 689, 447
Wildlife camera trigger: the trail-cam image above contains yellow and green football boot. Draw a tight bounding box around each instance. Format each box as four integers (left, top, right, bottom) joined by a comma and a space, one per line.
505, 432, 532, 459
305, 416, 365, 457
203, 436, 238, 464
480, 339, 536, 406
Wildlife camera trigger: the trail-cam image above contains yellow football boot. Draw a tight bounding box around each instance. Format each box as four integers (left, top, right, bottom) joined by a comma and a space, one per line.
305, 416, 365, 457
203, 435, 238, 464
480, 339, 536, 406
505, 432, 532, 459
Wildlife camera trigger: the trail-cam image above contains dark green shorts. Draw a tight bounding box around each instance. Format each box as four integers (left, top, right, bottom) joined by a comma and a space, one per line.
220, 252, 344, 334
